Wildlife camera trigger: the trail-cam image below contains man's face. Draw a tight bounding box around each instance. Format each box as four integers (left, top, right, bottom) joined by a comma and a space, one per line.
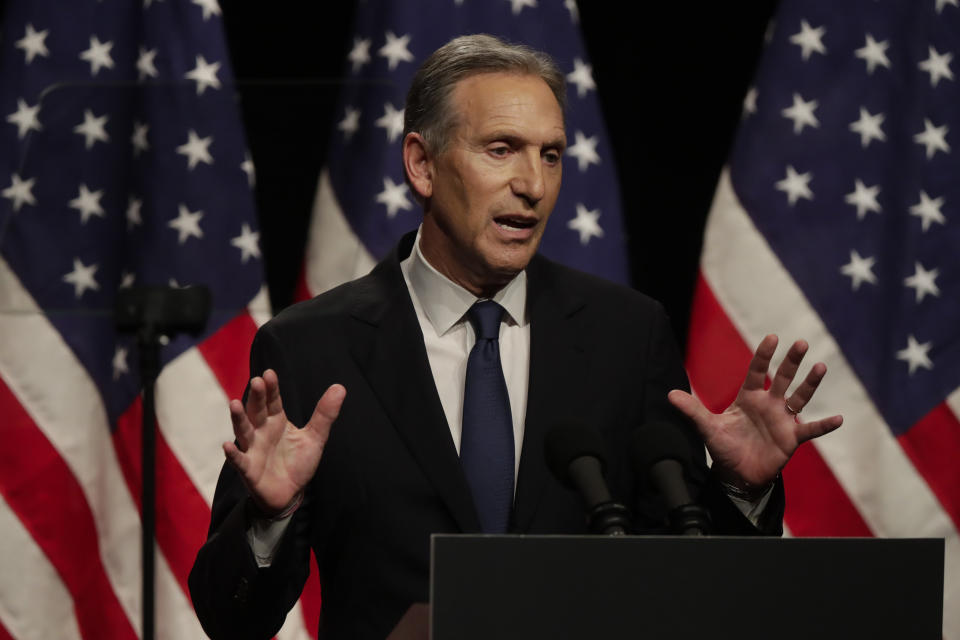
418, 72, 566, 296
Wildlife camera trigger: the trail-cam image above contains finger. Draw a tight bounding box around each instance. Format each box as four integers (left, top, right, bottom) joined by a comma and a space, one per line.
245, 375, 268, 427
229, 398, 255, 451
769, 339, 808, 398
667, 389, 714, 436
262, 369, 284, 417
795, 414, 843, 444
785, 362, 827, 412
223, 440, 250, 477
305, 384, 347, 443
742, 334, 778, 391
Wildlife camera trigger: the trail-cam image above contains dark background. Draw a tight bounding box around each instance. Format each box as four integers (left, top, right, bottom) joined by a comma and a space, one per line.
220, 2, 779, 351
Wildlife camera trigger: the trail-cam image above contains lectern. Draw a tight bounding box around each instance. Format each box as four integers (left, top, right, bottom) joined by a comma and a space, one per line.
420, 535, 943, 640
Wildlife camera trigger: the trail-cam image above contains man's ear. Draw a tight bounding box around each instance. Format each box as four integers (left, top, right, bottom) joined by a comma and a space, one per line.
403, 132, 433, 200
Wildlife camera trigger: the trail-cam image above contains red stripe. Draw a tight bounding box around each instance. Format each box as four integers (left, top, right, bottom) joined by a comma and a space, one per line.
113, 398, 211, 600
299, 553, 323, 637
294, 263, 313, 303
197, 312, 259, 401
0, 616, 16, 640
0, 379, 138, 640
782, 441, 874, 536
686, 272, 750, 413
686, 273, 872, 537
898, 402, 960, 531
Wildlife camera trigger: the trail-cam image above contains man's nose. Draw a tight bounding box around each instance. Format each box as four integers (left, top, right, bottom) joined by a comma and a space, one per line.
509, 150, 546, 205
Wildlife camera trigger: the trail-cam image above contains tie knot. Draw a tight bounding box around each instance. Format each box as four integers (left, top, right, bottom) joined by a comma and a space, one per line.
467, 300, 505, 340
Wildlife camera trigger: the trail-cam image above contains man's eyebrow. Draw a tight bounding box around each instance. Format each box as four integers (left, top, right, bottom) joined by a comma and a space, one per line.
484, 131, 567, 150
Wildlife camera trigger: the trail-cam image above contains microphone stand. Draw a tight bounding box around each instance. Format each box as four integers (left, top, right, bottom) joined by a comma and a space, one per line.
115, 285, 211, 640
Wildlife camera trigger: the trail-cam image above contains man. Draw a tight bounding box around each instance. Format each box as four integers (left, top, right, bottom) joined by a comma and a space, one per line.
189, 35, 842, 639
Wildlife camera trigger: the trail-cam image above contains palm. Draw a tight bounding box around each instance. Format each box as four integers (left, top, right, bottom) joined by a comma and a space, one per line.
668, 335, 842, 489
224, 369, 345, 514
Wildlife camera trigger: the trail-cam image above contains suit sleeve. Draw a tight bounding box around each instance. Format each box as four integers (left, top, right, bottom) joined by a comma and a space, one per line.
635, 302, 784, 536
188, 325, 314, 640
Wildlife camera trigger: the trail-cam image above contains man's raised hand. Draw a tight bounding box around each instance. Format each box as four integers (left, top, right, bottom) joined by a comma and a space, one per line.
223, 369, 346, 516
667, 334, 843, 493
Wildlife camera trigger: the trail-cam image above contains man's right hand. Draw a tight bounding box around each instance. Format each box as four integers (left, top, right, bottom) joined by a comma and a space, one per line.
223, 369, 346, 516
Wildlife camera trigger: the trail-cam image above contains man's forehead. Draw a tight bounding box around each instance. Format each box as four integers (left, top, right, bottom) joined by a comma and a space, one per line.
449, 71, 565, 133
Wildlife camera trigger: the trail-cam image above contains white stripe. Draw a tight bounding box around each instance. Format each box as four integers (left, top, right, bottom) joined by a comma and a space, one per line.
0, 257, 213, 639
702, 167, 959, 638
276, 602, 314, 640
304, 168, 376, 296
156, 349, 233, 506
0, 493, 83, 640
155, 551, 207, 639
946, 387, 960, 422
248, 285, 272, 328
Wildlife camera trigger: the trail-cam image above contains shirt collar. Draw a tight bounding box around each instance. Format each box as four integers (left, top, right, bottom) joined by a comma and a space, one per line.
407, 227, 528, 336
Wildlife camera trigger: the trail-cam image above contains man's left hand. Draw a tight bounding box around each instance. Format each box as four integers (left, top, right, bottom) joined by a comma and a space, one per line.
667, 334, 843, 494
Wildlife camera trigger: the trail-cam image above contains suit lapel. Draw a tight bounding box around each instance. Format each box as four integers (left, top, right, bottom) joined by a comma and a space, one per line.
346, 236, 481, 533
513, 257, 589, 532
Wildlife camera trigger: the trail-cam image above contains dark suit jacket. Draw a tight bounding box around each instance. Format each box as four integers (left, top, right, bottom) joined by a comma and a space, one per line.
189, 231, 783, 640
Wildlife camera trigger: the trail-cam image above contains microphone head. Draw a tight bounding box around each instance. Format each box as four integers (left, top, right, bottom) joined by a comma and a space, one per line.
544, 421, 608, 490
632, 420, 694, 475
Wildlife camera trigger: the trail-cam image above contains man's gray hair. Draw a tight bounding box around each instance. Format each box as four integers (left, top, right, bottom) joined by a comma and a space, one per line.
403, 34, 566, 155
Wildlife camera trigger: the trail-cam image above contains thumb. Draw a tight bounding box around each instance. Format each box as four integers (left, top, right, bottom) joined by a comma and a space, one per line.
305, 383, 346, 442
667, 389, 714, 435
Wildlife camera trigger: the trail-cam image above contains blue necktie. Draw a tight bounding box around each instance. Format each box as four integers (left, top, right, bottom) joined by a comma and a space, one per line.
460, 300, 515, 533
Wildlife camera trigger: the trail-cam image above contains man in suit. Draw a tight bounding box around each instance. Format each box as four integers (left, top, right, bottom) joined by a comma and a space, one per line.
189, 35, 842, 639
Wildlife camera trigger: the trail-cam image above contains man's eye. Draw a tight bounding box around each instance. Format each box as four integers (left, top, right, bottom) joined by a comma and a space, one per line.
489, 146, 510, 156
543, 151, 561, 164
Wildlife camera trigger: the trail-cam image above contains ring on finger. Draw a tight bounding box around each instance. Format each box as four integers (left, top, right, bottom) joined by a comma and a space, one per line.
785, 398, 802, 416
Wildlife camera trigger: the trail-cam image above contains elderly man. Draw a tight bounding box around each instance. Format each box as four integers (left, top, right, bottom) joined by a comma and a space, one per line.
189, 34, 842, 640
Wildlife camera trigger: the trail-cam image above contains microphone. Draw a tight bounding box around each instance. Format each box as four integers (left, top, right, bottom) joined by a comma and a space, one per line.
632, 421, 711, 536
544, 422, 631, 536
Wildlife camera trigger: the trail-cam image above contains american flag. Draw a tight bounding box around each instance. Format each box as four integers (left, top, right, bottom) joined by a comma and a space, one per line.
296, 0, 628, 300
0, 1, 307, 638
688, 1, 959, 636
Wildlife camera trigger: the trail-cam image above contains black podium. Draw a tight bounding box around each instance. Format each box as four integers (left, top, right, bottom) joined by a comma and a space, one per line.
426, 535, 943, 640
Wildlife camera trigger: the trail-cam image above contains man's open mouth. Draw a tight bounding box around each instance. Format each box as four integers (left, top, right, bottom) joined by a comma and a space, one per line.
494, 215, 537, 231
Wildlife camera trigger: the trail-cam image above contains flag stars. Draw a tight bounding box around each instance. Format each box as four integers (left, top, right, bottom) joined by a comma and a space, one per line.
15, 23, 50, 64
126, 197, 143, 229
112, 346, 129, 380
241, 152, 255, 187
854, 34, 891, 74
348, 38, 372, 73
2, 173, 37, 211
73, 109, 110, 149
904, 262, 940, 303
79, 35, 115, 76
176, 129, 214, 169
775, 165, 813, 205
376, 177, 412, 218
840, 250, 877, 291
781, 93, 819, 134
69, 184, 106, 224
913, 119, 949, 159
896, 335, 933, 375
63, 258, 100, 298
131, 121, 150, 156
509, 0, 538, 15
338, 106, 361, 140
379, 32, 413, 71
849, 107, 886, 148
568, 204, 604, 245
566, 58, 596, 98
566, 130, 600, 172
184, 55, 222, 95
917, 46, 953, 88
845, 180, 881, 220
137, 47, 159, 81
743, 87, 758, 117
375, 103, 405, 143
231, 223, 261, 263
191, 0, 222, 21
564, 0, 579, 22
7, 98, 42, 139
937, 0, 959, 12
789, 20, 826, 61
119, 271, 135, 289
169, 204, 204, 244
909, 190, 946, 232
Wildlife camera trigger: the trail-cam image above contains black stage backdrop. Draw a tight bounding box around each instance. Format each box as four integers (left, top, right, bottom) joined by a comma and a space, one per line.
223, 2, 778, 351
